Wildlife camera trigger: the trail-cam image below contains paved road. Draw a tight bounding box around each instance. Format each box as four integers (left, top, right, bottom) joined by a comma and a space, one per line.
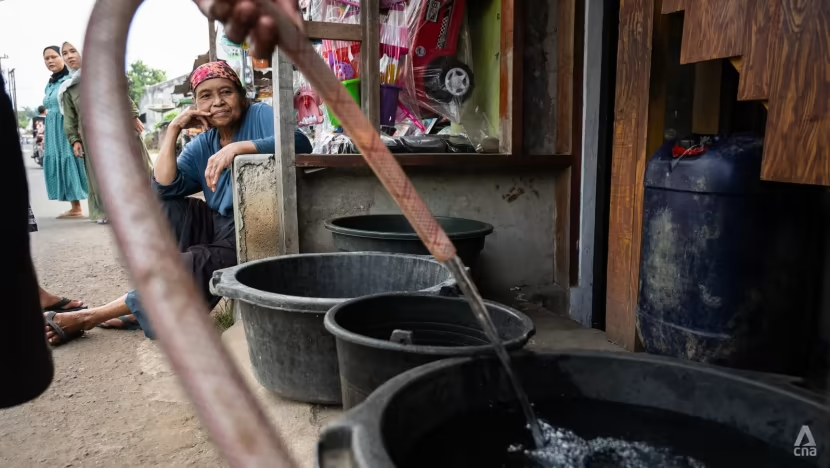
1, 147, 222, 467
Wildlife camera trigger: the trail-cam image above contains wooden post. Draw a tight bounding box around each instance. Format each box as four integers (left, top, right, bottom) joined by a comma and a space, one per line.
555, 0, 575, 156
208, 19, 217, 62
360, 0, 380, 128
499, 0, 523, 155
605, 0, 668, 350
272, 49, 300, 255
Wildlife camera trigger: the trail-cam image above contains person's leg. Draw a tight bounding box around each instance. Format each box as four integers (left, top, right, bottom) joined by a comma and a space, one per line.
128, 238, 236, 339
69, 200, 82, 215
96, 198, 220, 338
161, 197, 216, 251
44, 294, 130, 345
58, 200, 84, 218
3, 69, 53, 406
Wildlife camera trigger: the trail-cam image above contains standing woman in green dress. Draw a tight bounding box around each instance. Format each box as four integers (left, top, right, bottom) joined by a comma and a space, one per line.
41, 46, 87, 218
59, 41, 154, 225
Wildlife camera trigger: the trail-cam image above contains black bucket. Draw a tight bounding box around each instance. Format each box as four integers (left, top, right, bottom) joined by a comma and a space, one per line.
324, 215, 494, 270
318, 352, 829, 467
210, 253, 456, 405
324, 293, 535, 409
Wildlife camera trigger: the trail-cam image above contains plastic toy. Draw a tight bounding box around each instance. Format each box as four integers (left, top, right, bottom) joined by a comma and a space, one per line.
409, 0, 475, 104
294, 87, 325, 127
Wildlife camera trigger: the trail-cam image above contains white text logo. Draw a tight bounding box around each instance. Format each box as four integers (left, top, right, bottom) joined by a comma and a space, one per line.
794, 425, 817, 457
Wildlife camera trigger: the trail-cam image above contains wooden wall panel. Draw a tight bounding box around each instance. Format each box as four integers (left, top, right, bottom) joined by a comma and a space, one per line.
605, 0, 659, 350
521, 0, 573, 156
680, 0, 747, 64
737, 0, 781, 101
661, 0, 685, 14
761, 0, 830, 185
500, 0, 524, 155
555, 0, 576, 155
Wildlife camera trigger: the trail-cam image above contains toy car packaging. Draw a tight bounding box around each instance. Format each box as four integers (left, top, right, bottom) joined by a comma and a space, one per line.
402, 0, 476, 123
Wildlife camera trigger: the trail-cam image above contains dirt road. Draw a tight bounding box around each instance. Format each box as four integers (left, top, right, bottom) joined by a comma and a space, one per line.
0, 150, 223, 467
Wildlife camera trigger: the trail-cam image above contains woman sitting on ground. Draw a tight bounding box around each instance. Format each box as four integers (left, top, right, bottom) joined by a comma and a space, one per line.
44, 61, 312, 345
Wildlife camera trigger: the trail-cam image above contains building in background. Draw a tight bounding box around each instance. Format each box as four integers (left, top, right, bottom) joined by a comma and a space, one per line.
138, 73, 189, 130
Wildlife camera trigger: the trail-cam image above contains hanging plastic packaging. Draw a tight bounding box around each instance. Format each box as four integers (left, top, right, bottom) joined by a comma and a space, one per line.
401, 0, 476, 124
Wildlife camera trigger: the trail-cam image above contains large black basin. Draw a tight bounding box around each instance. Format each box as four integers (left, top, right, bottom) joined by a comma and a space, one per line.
324, 215, 494, 270
324, 293, 535, 409
210, 252, 456, 405
318, 352, 828, 467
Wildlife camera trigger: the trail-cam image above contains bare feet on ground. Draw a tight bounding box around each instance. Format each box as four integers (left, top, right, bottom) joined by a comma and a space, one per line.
57, 210, 84, 219
100, 314, 139, 329
44, 311, 95, 344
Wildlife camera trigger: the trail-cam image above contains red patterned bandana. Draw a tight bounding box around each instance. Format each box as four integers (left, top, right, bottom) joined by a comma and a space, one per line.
190, 61, 242, 92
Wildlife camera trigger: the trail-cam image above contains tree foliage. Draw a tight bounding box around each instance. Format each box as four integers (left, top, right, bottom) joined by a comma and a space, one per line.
17, 106, 38, 129
156, 110, 179, 130
127, 60, 167, 105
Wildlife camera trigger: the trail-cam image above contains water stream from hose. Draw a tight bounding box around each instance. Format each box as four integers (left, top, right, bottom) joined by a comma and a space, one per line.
446, 256, 545, 448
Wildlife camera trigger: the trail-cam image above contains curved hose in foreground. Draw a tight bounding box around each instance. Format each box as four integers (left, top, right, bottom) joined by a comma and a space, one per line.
82, 0, 486, 464
81, 1, 295, 466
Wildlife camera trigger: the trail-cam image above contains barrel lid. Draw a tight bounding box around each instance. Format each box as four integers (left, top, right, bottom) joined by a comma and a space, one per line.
644, 134, 764, 194
325, 215, 494, 241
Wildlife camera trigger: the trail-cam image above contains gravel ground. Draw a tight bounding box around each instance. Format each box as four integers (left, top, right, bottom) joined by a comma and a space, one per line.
0, 151, 224, 467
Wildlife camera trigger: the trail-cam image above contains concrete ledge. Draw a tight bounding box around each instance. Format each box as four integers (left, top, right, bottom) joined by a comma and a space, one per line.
233, 154, 280, 264
232, 154, 281, 323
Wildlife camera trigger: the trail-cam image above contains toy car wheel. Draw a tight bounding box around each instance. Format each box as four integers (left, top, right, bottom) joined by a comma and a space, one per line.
425, 57, 475, 104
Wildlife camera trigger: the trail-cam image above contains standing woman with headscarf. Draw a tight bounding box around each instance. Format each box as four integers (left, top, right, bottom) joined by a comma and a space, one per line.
41, 46, 87, 218
59, 41, 153, 225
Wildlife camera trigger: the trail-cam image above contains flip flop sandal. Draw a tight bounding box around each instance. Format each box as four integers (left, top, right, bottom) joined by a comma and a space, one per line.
57, 212, 83, 219
44, 297, 88, 313
44, 311, 84, 346
96, 219, 109, 225
97, 315, 142, 331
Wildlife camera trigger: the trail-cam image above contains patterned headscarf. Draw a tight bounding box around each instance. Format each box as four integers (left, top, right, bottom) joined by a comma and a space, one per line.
189, 61, 243, 92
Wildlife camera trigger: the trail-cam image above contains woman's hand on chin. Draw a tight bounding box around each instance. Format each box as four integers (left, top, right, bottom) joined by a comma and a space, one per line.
171, 106, 212, 132
205, 142, 243, 192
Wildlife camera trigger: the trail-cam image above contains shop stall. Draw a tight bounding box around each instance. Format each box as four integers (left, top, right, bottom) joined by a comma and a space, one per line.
233, 0, 585, 306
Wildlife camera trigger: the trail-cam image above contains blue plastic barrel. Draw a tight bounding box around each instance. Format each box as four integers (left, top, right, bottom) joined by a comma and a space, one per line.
637, 134, 820, 374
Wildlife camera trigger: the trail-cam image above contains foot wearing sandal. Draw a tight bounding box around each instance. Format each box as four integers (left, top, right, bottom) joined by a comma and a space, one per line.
57, 210, 83, 219
96, 218, 109, 225
39, 287, 85, 312
98, 314, 141, 330
44, 310, 94, 346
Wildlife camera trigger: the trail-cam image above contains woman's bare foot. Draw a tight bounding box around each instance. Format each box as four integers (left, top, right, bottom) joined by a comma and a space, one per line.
44, 310, 95, 345
58, 201, 84, 219
57, 210, 84, 219
99, 314, 140, 329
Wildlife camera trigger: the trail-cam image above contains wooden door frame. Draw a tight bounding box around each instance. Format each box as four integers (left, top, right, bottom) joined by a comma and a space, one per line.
604, 0, 669, 350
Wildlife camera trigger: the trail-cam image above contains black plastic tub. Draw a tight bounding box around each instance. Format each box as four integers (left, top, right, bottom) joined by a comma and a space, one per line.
324, 215, 494, 270
209, 253, 456, 405
324, 293, 535, 409
318, 352, 829, 468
